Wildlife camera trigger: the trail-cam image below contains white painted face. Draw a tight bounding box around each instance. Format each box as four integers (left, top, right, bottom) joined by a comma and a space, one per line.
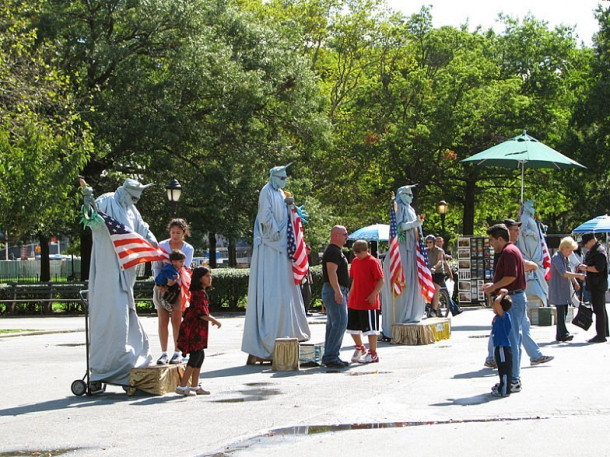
125, 188, 142, 205
398, 188, 413, 205
270, 171, 287, 190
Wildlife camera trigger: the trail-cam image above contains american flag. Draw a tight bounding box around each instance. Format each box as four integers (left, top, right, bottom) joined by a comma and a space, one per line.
287, 205, 309, 285
100, 211, 166, 269
538, 223, 552, 281
416, 226, 436, 302
158, 246, 192, 311
389, 199, 405, 296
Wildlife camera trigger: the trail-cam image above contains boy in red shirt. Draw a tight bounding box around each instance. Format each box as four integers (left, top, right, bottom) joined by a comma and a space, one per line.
347, 240, 384, 363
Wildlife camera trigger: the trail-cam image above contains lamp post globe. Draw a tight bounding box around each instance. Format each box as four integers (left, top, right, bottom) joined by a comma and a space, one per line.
437, 200, 448, 239
165, 178, 182, 215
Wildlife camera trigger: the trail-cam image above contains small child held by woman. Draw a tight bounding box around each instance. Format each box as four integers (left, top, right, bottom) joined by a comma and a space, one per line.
175, 266, 221, 396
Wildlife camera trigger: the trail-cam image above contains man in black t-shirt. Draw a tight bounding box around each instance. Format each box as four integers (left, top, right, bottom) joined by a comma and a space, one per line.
578, 232, 609, 343
321, 225, 350, 367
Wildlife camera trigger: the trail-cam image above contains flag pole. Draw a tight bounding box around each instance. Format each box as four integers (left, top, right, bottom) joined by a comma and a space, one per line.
391, 192, 396, 326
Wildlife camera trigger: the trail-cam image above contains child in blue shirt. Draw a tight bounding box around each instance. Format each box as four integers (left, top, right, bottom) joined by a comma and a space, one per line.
155, 250, 186, 310
490, 289, 513, 397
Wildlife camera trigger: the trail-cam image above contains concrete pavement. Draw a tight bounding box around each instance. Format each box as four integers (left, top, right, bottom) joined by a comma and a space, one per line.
0, 307, 608, 456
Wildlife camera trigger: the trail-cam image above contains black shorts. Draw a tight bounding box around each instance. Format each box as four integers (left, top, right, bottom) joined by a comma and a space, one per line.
187, 349, 205, 368
346, 308, 379, 336
432, 272, 445, 287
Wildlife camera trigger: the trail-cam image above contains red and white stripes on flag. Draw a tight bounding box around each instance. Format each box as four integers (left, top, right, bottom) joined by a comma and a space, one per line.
389, 199, 405, 296
159, 246, 192, 311
100, 211, 166, 270
538, 223, 552, 281
416, 226, 436, 302
287, 205, 309, 285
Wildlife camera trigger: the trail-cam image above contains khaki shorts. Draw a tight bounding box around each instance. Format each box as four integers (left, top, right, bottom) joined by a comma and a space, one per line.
153, 286, 181, 312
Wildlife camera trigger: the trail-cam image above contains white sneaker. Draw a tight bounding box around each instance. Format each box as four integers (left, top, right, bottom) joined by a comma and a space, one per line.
190, 384, 210, 395
156, 353, 168, 365
351, 346, 367, 363
169, 352, 182, 364
175, 386, 196, 397
359, 351, 379, 364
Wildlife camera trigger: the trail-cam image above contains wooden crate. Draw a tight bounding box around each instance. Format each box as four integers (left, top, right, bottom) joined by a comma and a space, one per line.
272, 338, 300, 371
128, 364, 185, 395
391, 317, 451, 345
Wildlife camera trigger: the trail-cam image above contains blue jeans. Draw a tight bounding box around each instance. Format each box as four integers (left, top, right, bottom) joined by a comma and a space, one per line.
321, 283, 348, 364
507, 291, 526, 382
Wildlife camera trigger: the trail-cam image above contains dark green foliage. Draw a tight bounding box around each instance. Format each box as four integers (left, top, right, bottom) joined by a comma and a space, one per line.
207, 268, 250, 312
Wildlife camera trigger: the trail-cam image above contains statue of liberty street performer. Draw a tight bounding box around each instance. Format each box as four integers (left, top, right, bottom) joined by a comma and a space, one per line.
380, 185, 426, 337
517, 200, 549, 306
80, 178, 158, 385
241, 165, 310, 362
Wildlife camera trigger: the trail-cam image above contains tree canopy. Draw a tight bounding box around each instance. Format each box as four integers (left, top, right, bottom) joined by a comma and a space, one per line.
3, 0, 609, 267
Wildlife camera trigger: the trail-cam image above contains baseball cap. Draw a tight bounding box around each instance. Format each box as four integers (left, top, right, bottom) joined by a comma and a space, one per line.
503, 219, 522, 228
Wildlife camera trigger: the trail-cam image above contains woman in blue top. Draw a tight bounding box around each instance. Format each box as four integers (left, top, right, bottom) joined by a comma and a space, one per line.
549, 237, 585, 342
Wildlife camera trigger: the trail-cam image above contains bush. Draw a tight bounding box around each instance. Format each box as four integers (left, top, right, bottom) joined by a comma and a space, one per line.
309, 264, 323, 304
207, 268, 250, 312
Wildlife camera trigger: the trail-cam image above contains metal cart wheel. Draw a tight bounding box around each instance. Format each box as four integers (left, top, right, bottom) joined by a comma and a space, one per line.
438, 288, 451, 317
71, 379, 87, 396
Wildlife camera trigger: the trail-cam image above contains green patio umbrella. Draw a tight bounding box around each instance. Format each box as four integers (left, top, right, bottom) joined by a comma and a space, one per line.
461, 130, 586, 203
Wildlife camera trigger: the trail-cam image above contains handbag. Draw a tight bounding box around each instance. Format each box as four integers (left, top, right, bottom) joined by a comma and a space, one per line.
572, 303, 593, 330
161, 284, 180, 310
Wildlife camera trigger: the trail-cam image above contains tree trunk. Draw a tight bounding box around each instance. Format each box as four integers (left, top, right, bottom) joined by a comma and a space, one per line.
39, 233, 50, 282
208, 233, 217, 268
463, 178, 476, 236
144, 262, 152, 278
80, 230, 92, 281
228, 237, 237, 267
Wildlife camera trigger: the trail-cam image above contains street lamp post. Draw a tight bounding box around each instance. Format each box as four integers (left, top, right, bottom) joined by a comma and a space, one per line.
437, 200, 448, 240
165, 178, 182, 216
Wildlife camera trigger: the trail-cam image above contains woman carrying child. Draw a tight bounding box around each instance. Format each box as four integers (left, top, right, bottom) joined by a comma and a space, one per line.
175, 267, 221, 396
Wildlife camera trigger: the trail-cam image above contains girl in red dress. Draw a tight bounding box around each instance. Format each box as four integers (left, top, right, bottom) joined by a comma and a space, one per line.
176, 267, 221, 396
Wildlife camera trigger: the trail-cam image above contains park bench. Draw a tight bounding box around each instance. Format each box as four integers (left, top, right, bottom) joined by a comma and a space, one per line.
0, 282, 87, 314
0, 280, 162, 315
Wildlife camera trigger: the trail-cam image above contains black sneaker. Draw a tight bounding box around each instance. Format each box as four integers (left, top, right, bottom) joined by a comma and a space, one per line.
588, 337, 607, 343
324, 360, 349, 368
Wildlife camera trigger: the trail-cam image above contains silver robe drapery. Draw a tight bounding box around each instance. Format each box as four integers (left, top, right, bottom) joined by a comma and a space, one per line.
380, 201, 426, 337
517, 205, 549, 306
241, 183, 310, 359
88, 188, 155, 385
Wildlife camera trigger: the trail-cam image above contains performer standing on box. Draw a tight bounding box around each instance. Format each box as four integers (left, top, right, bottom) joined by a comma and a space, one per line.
176, 267, 221, 396
347, 240, 384, 364
241, 165, 310, 362
321, 225, 350, 368
482, 224, 526, 394
380, 185, 426, 336
490, 289, 513, 397
81, 178, 157, 386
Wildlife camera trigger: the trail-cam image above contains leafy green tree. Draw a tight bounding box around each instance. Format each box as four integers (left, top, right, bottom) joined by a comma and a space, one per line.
569, 5, 610, 227
0, 0, 92, 279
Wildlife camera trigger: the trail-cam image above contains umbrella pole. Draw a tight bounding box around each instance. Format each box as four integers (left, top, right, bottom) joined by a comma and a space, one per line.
521, 161, 525, 204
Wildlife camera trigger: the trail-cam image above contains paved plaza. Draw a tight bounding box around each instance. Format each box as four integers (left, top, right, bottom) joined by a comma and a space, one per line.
0, 306, 609, 456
